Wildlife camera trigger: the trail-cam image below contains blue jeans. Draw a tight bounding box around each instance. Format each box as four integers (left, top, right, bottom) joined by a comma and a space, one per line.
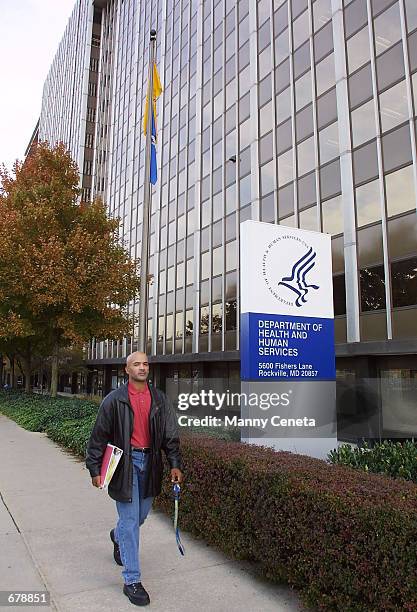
114, 450, 154, 585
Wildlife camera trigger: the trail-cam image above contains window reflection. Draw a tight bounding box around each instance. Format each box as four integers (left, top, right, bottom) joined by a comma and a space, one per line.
356, 179, 381, 227
280, 214, 295, 227
225, 184, 236, 215
349, 63, 373, 109
259, 47, 272, 80
385, 165, 416, 217
294, 40, 310, 78
360, 265, 386, 311
405, 0, 417, 32
379, 80, 408, 132
260, 101, 274, 136
314, 21, 333, 61
298, 135, 315, 176
316, 53, 336, 96
333, 274, 347, 315
201, 252, 210, 279
274, 2, 288, 36
319, 121, 339, 164
322, 195, 343, 235
299, 205, 318, 231
261, 192, 276, 222
275, 28, 290, 65
392, 257, 417, 308
388, 213, 417, 260
344, 0, 367, 38
278, 182, 295, 218
317, 88, 337, 128
347, 27, 370, 73
382, 124, 412, 173
225, 271, 237, 299
298, 171, 316, 208
158, 316, 165, 342
376, 41, 405, 91
277, 117, 292, 153
239, 65, 251, 96
200, 305, 209, 335
258, 0, 270, 26
353, 140, 378, 185
261, 160, 275, 195
240, 175, 251, 206
296, 104, 314, 141
212, 303, 222, 334
225, 299, 237, 331
374, 3, 402, 56
176, 262, 184, 288
331, 236, 344, 274
213, 246, 223, 276
358, 223, 384, 268
260, 131, 274, 164
313, 0, 332, 32
226, 241, 237, 271
292, 9, 309, 50
278, 149, 294, 185
351, 100, 376, 147
175, 311, 183, 339
276, 57, 290, 92
239, 118, 251, 149
186, 258, 193, 286
295, 71, 312, 110
185, 309, 193, 337
276, 87, 291, 124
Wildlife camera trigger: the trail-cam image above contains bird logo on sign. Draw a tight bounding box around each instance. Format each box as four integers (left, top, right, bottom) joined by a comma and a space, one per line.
278, 247, 320, 307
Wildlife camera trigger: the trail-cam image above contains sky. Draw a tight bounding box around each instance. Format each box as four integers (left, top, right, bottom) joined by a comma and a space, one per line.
0, 0, 76, 170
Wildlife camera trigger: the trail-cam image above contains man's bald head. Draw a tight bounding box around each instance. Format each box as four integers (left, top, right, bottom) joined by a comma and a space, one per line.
126, 351, 148, 367
125, 352, 149, 384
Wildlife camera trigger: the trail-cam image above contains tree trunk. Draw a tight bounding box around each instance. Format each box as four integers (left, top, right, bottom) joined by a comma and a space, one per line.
21, 351, 32, 394
50, 343, 59, 397
45, 369, 51, 394
8, 355, 16, 389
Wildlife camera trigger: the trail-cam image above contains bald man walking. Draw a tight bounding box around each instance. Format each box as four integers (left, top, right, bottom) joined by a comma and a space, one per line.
86, 352, 183, 606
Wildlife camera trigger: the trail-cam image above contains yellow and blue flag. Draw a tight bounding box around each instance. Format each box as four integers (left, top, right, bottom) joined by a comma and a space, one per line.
143, 63, 163, 185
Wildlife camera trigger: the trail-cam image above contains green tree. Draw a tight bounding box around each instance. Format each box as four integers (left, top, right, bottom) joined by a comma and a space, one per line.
0, 141, 140, 396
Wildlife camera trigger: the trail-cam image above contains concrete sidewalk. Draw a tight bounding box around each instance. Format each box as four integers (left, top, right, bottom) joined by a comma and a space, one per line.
0, 414, 308, 612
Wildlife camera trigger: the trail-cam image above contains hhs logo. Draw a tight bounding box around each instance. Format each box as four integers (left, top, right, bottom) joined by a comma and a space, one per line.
278, 247, 319, 307
262, 235, 320, 308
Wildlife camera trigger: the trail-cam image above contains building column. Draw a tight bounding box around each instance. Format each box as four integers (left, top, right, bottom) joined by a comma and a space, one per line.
331, 0, 360, 343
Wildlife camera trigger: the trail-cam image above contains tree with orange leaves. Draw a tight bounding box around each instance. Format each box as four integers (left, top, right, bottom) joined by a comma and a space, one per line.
0, 141, 140, 396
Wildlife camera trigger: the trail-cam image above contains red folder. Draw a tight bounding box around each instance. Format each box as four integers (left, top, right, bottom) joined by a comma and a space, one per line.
100, 444, 123, 489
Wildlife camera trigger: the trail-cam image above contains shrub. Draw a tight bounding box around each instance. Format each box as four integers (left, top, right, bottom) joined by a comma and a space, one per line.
155, 434, 417, 611
329, 441, 417, 482
0, 390, 98, 432
46, 414, 97, 456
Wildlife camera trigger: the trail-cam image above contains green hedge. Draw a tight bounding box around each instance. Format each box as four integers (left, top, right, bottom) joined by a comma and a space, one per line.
0, 390, 97, 455
2, 391, 417, 610
329, 441, 417, 482
155, 435, 417, 611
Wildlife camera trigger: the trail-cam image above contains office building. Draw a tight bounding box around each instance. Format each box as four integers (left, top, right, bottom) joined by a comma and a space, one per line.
37, 0, 417, 439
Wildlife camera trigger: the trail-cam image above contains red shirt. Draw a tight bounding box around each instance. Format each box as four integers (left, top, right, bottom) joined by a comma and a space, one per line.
128, 382, 151, 448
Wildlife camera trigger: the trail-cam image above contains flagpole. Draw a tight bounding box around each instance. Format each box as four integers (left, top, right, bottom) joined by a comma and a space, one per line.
138, 29, 157, 353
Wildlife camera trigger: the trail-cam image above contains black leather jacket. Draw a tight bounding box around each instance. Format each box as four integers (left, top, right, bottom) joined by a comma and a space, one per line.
86, 382, 182, 502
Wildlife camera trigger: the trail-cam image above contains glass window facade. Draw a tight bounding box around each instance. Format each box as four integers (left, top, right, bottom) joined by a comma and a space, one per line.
38, 0, 417, 363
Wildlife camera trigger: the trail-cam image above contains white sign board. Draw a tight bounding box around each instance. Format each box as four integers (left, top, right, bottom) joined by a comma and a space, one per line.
239, 220, 337, 459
